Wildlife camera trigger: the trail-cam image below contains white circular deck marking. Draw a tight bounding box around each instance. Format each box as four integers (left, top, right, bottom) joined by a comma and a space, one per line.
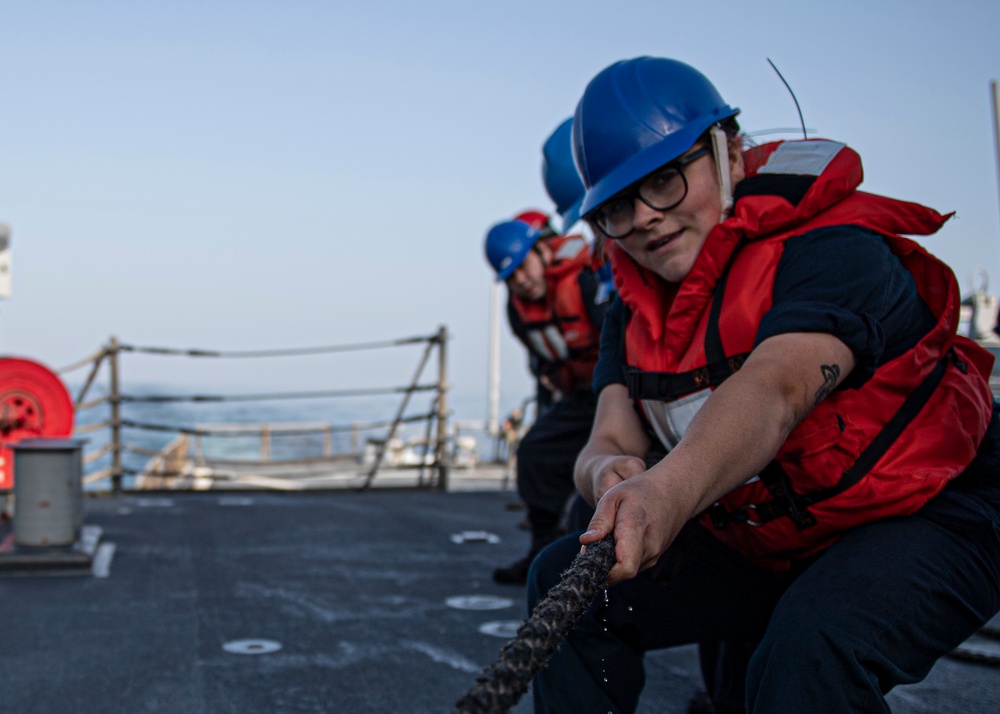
449, 530, 501, 544
446, 595, 514, 610
478, 621, 521, 638
223, 639, 283, 655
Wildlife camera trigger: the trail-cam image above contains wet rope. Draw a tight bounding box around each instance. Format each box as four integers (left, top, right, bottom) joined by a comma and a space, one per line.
454, 535, 616, 714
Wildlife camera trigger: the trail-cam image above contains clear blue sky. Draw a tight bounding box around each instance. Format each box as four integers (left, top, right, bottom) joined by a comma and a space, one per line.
1, 0, 999, 420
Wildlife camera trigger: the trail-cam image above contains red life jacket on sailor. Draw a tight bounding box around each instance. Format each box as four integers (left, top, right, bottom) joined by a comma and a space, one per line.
510, 234, 602, 395
612, 139, 995, 571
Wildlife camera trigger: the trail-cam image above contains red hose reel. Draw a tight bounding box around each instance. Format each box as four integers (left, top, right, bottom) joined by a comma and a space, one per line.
0, 357, 74, 490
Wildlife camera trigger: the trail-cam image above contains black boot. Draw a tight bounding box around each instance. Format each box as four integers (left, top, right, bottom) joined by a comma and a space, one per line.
492, 554, 533, 585
492, 525, 562, 585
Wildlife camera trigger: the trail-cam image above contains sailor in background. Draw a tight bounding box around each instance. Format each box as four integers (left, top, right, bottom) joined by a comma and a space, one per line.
529, 56, 1000, 713
482, 121, 613, 584
483, 211, 607, 585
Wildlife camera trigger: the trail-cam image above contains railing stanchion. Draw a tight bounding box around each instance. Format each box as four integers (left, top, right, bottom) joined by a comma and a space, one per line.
108, 336, 123, 495
261, 425, 271, 461
434, 325, 449, 491
418, 394, 436, 487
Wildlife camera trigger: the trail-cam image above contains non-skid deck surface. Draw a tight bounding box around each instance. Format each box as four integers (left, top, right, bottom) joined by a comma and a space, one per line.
0, 491, 996, 713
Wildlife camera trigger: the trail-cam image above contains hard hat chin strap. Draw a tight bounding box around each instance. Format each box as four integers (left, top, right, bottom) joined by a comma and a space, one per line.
710, 125, 734, 221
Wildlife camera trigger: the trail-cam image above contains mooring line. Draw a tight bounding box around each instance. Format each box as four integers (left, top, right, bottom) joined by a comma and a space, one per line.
453, 535, 616, 714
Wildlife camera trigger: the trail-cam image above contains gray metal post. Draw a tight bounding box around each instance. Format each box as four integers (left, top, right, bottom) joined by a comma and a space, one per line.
108, 337, 123, 494
435, 325, 450, 490
261, 425, 271, 461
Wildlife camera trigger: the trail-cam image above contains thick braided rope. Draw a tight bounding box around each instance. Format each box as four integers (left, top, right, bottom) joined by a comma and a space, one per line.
454, 535, 616, 714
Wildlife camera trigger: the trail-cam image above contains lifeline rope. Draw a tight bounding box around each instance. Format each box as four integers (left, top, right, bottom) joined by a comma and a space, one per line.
117, 334, 434, 359
118, 384, 436, 403
454, 535, 617, 714
118, 411, 432, 436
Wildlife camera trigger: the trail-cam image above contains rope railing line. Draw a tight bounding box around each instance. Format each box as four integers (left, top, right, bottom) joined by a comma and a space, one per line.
121, 467, 212, 479
123, 461, 361, 480
117, 333, 438, 359
124, 444, 170, 458
117, 412, 434, 437
83, 443, 113, 464
117, 384, 437, 404
454, 536, 617, 714
82, 467, 113, 486
74, 420, 111, 435
76, 395, 110, 411
56, 348, 107, 374
192, 418, 434, 434
194, 421, 340, 433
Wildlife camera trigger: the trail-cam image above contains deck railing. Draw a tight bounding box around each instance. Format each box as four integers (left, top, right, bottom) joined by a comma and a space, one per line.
58, 327, 451, 493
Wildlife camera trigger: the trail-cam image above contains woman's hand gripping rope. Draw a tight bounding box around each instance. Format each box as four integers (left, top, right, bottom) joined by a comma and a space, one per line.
453, 535, 617, 714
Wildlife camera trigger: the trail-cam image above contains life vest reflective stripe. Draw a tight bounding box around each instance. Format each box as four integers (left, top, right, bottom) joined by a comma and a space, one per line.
511, 235, 601, 394
525, 325, 571, 362
612, 139, 995, 570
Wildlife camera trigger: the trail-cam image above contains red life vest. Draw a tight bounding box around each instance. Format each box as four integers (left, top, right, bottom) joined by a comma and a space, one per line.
612, 139, 995, 570
510, 235, 601, 395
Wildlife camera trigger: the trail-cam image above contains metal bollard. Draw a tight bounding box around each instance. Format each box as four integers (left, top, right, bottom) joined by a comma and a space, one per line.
11, 439, 86, 547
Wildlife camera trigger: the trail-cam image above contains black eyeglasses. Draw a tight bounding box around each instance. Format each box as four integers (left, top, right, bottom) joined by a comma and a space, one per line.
590, 145, 711, 239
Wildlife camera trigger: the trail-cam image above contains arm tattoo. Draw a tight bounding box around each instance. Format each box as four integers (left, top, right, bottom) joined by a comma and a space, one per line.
812, 364, 841, 408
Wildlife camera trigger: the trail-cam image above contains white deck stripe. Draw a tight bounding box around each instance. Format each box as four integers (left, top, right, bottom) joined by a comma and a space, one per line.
92, 542, 116, 578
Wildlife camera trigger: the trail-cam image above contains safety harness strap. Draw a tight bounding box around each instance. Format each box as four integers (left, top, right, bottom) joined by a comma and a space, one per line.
626, 266, 750, 400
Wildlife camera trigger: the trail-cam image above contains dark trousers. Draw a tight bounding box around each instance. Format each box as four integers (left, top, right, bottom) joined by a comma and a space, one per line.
528, 410, 1000, 714
517, 390, 597, 542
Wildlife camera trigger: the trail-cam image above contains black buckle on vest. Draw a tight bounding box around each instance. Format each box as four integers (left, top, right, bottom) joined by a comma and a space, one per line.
626, 354, 752, 402
759, 464, 817, 532
708, 502, 767, 529
708, 464, 817, 532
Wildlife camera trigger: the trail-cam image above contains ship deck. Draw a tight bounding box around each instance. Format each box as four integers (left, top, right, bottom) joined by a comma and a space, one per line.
1, 485, 998, 713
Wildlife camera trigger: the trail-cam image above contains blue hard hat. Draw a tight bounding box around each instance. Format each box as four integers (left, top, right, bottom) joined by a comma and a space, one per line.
484, 219, 541, 281
573, 57, 740, 217
542, 117, 585, 233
